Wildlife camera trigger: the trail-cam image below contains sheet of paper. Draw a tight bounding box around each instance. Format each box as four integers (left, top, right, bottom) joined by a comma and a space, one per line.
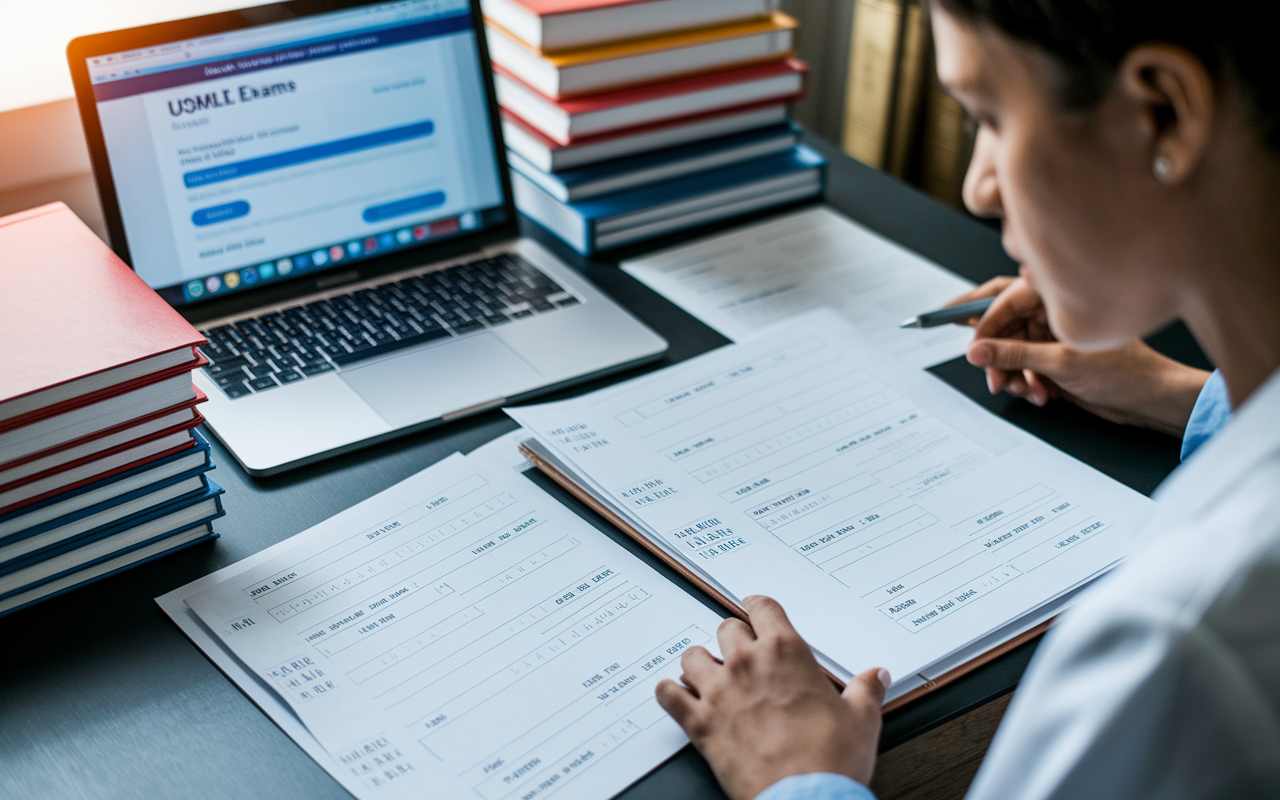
155, 433, 535, 800
158, 545, 369, 798
172, 433, 723, 800
508, 310, 1153, 685
621, 206, 977, 369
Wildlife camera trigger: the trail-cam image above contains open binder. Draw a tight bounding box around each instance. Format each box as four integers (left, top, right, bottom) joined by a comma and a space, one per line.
522, 442, 1052, 712
507, 311, 1153, 710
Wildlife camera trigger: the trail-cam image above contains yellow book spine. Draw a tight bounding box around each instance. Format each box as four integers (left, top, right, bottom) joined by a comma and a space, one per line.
920, 74, 974, 209
885, 0, 928, 178
841, 0, 903, 169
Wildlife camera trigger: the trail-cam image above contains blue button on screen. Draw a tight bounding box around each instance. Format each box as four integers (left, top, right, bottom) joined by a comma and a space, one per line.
192, 200, 250, 226
363, 191, 446, 223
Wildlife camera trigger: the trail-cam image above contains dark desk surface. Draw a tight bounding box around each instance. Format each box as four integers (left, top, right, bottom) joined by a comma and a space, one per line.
0, 134, 1206, 799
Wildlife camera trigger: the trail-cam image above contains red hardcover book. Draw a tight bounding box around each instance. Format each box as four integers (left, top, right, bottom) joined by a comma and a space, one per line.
0, 426, 200, 516
0, 203, 205, 431
0, 388, 208, 481
493, 57, 806, 143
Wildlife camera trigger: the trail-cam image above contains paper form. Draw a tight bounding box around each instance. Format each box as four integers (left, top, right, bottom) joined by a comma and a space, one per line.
156, 432, 526, 799
177, 434, 723, 800
620, 206, 976, 369
508, 311, 1154, 687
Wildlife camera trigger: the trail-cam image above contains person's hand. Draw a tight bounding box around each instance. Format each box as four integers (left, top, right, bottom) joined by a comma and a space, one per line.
947, 274, 1211, 436
655, 596, 889, 800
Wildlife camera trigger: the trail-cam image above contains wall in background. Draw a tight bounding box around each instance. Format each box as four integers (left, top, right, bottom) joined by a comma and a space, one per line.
0, 0, 254, 114
0, 1, 257, 239
0, 99, 104, 239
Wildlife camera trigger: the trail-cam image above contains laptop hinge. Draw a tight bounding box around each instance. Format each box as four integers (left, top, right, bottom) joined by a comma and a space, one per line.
442, 397, 507, 421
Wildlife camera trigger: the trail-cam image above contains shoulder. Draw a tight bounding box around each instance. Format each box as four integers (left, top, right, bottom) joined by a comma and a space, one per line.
970, 431, 1280, 799
979, 459, 1280, 795
1061, 451, 1280, 672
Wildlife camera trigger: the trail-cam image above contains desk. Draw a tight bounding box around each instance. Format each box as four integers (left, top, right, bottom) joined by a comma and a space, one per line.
0, 133, 1206, 799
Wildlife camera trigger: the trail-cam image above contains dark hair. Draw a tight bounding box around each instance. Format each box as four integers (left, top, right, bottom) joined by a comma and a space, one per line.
934, 0, 1279, 151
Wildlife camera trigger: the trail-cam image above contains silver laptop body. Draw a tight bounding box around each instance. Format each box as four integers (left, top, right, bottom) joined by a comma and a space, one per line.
69, 0, 666, 475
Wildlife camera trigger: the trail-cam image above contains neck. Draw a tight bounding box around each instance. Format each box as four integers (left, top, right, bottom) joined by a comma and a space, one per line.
1184, 279, 1280, 409
1178, 174, 1280, 408
1170, 108, 1280, 409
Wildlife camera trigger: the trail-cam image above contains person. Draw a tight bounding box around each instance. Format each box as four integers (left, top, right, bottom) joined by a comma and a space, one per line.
652, 1, 1280, 798
951, 273, 1229, 462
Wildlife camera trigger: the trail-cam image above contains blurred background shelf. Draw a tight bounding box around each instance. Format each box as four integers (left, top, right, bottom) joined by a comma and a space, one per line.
0, 0, 973, 240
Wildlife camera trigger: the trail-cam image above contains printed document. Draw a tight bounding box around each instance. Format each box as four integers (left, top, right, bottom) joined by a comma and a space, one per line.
621, 206, 976, 369
508, 311, 1153, 689
169, 433, 723, 800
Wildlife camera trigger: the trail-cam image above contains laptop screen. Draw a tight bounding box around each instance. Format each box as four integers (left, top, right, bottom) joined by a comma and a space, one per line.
83, 0, 507, 306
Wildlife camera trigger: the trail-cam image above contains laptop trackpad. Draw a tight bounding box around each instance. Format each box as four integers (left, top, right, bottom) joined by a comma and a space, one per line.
339, 334, 542, 427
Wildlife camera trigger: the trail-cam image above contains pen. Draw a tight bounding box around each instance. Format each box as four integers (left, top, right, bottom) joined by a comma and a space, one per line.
899, 297, 995, 328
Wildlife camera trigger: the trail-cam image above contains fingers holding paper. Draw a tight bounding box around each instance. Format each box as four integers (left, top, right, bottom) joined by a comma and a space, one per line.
655, 596, 888, 800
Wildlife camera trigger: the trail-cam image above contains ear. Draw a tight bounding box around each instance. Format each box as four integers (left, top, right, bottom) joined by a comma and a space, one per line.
1117, 44, 1215, 184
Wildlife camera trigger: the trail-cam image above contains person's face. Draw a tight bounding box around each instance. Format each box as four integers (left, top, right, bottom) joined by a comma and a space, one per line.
931, 6, 1182, 351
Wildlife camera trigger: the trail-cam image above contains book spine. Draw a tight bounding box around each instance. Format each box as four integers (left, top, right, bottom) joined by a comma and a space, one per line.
885, 0, 928, 178
919, 72, 974, 209
511, 171, 592, 254
841, 0, 904, 169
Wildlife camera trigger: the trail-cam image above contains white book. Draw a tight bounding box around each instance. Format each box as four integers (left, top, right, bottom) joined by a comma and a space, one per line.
0, 429, 195, 512
480, 0, 780, 52
1, 523, 213, 616
484, 14, 795, 99
506, 124, 799, 202
494, 59, 805, 143
0, 405, 199, 486
501, 103, 790, 172
0, 373, 197, 465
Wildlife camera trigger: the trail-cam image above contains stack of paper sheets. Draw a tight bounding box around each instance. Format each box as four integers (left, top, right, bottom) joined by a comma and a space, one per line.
160, 433, 725, 800
509, 311, 1154, 701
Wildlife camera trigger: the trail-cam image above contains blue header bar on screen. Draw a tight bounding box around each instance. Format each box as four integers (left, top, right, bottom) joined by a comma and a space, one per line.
92, 13, 470, 102
183, 120, 436, 187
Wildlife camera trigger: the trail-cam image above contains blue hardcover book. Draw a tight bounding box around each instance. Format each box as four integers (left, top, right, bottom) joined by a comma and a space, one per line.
0, 472, 211, 567
508, 124, 801, 202
0, 431, 213, 543
0, 526, 218, 617
511, 144, 826, 255
0, 479, 225, 601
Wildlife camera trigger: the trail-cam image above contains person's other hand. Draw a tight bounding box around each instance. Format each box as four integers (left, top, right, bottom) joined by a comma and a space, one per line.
655, 596, 889, 800
947, 274, 1210, 436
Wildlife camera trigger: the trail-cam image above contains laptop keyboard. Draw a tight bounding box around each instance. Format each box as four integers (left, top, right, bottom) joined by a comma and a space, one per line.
198, 253, 579, 399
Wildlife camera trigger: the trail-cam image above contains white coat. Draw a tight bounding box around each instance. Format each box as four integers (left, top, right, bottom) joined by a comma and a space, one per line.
966, 367, 1280, 798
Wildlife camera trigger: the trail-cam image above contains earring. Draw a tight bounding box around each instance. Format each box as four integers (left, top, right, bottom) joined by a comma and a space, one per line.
1153, 154, 1173, 182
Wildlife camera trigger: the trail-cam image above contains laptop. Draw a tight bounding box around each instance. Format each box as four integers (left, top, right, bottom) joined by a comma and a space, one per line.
66, 0, 667, 476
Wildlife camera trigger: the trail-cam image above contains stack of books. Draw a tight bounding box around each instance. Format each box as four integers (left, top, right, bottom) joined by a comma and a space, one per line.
0, 203, 225, 617
484, 0, 826, 254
